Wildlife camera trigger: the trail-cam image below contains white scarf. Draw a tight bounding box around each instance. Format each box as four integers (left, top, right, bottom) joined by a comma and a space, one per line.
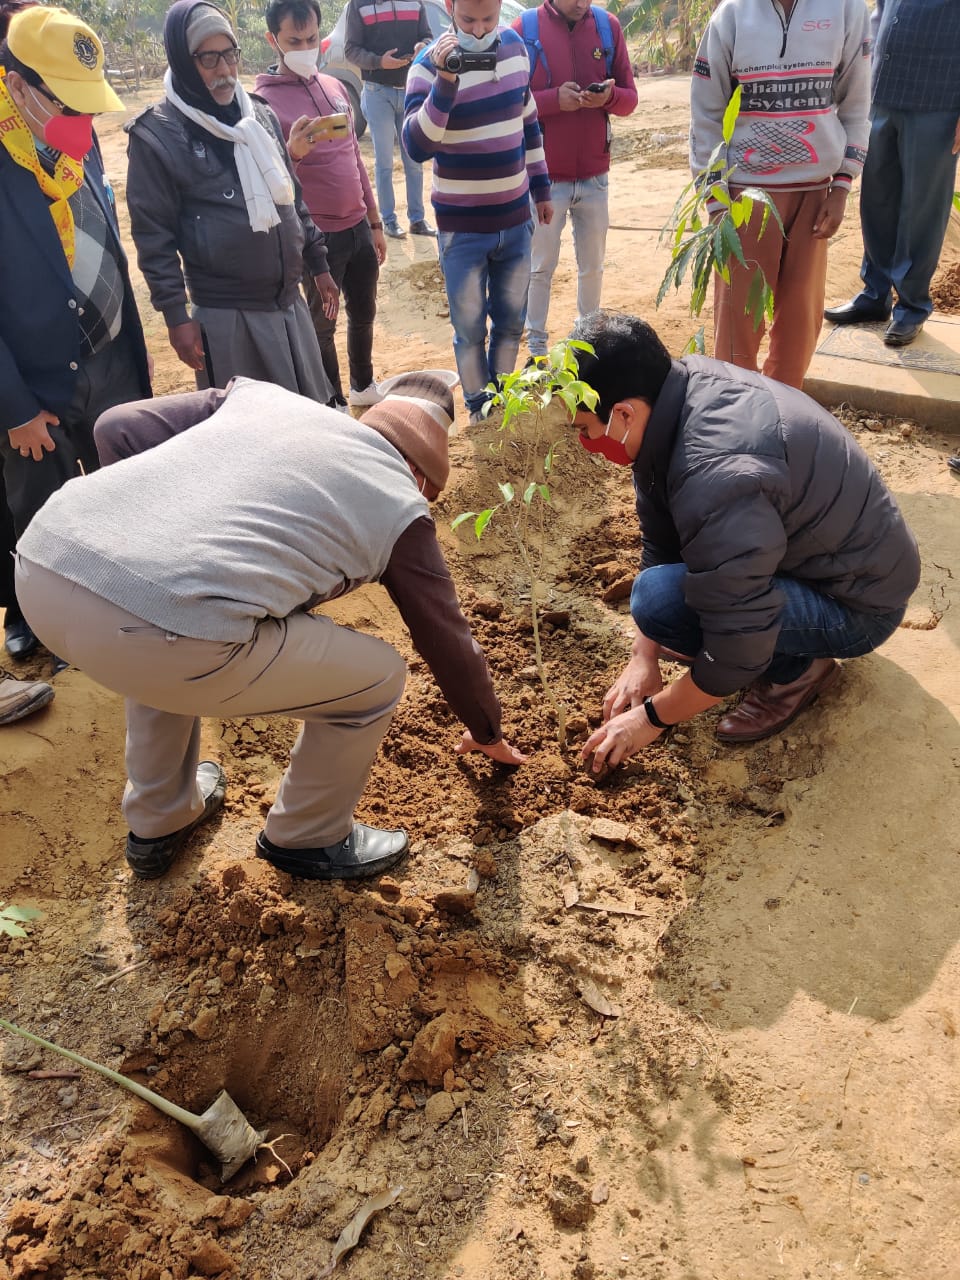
164, 69, 294, 234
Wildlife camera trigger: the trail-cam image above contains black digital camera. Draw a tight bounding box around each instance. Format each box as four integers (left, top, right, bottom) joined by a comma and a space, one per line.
443, 47, 498, 73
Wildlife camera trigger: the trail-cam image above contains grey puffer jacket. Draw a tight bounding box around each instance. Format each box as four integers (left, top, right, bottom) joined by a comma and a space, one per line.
125, 99, 329, 327
632, 357, 921, 696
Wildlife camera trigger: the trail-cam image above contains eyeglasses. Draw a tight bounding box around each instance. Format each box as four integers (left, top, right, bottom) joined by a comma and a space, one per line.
192, 45, 242, 70
35, 83, 82, 117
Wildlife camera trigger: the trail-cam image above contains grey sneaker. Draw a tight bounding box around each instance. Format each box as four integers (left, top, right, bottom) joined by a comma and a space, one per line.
125, 761, 226, 879
0, 674, 54, 725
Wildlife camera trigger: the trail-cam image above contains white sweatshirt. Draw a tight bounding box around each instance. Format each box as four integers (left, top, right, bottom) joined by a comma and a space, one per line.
689, 0, 872, 192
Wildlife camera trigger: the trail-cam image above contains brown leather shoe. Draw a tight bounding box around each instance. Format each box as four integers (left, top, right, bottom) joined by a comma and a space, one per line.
717, 658, 841, 744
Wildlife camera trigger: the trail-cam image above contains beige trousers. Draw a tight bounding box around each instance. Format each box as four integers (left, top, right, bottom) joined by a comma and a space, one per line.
16, 558, 406, 848
713, 187, 829, 390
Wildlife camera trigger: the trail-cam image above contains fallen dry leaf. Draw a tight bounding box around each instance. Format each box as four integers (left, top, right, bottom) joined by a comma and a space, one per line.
577, 979, 622, 1019
317, 1186, 403, 1277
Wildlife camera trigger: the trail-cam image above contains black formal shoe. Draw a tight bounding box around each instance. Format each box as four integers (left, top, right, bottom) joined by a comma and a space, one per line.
383, 221, 406, 239
256, 822, 409, 881
408, 219, 436, 237
4, 618, 38, 660
125, 761, 226, 879
948, 456, 960, 476
883, 318, 924, 348
823, 299, 891, 325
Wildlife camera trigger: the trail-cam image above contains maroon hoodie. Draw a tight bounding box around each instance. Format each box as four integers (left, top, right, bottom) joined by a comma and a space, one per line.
253, 66, 376, 232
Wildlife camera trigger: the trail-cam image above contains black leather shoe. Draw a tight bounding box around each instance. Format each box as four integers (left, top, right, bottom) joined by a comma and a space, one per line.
883, 318, 923, 347
256, 822, 409, 881
409, 219, 436, 237
948, 456, 960, 476
823, 299, 891, 325
125, 761, 226, 879
4, 618, 38, 660
384, 221, 406, 239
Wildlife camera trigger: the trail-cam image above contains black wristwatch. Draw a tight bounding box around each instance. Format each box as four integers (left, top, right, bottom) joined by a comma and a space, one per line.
643, 695, 672, 731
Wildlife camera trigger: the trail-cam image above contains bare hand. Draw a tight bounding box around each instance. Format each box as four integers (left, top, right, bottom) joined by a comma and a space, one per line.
558, 81, 583, 111
582, 706, 662, 772
288, 113, 318, 162
536, 200, 554, 226
313, 272, 340, 321
602, 655, 662, 722
8, 409, 60, 462
370, 224, 387, 265
580, 79, 613, 109
168, 320, 205, 371
456, 730, 527, 766
812, 187, 848, 239
431, 31, 460, 79
381, 46, 412, 70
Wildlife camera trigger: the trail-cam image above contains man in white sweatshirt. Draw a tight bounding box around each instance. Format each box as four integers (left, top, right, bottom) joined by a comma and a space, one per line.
689, 0, 871, 388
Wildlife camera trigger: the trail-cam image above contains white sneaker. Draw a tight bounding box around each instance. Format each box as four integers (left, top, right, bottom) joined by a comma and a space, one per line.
349, 382, 384, 408
0, 675, 54, 725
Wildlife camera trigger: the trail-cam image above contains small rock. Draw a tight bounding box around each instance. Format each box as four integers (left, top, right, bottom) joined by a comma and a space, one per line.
440, 1183, 464, 1203
863, 417, 883, 432
547, 1174, 593, 1227
601, 576, 634, 604
432, 887, 477, 917
57, 1086, 78, 1110
588, 818, 630, 844
415, 1149, 435, 1171
424, 1091, 457, 1126
474, 598, 503, 619
898, 421, 914, 438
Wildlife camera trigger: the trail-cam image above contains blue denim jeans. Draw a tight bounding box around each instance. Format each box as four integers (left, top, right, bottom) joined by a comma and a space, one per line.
856, 106, 960, 325
360, 81, 425, 227
437, 220, 534, 414
526, 175, 609, 356
631, 563, 905, 686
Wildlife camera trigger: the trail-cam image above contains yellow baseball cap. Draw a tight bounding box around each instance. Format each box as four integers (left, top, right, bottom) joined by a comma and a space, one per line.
7, 7, 124, 113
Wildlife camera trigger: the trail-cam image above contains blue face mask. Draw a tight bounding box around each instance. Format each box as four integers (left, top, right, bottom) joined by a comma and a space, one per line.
455, 26, 499, 52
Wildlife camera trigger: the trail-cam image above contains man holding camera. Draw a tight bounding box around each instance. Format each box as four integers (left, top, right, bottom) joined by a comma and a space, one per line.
513, 0, 636, 358
403, 0, 552, 422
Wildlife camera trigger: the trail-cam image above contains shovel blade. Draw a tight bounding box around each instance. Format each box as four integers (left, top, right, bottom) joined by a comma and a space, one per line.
193, 1089, 268, 1182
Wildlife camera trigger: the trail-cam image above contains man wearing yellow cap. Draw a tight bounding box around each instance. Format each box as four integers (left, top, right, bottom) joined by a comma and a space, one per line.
0, 6, 151, 666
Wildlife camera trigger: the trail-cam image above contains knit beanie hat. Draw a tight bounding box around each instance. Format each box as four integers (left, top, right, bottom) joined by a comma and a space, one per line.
185, 2, 235, 55
360, 373, 455, 491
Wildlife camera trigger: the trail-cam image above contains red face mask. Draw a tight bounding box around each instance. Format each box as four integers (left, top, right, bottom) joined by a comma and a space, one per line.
578, 418, 633, 466
28, 87, 94, 160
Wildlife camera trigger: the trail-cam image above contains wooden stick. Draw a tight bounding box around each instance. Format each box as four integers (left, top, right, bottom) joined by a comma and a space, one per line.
27, 1069, 81, 1080
93, 959, 149, 991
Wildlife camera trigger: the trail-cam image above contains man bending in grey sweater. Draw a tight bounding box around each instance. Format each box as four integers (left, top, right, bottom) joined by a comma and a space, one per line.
15, 373, 524, 882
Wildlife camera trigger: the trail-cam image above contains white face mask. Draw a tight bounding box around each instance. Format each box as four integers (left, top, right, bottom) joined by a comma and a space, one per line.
455, 26, 499, 52
281, 46, 319, 77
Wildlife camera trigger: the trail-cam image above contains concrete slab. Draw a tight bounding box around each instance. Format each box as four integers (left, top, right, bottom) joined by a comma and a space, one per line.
804, 314, 960, 432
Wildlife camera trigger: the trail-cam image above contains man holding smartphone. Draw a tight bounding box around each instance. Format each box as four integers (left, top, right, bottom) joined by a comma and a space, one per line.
514, 0, 636, 358
344, 0, 435, 239
257, 0, 388, 409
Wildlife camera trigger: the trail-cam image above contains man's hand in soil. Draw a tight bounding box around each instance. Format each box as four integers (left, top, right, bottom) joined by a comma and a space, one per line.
8, 409, 60, 461
603, 638, 663, 721
456, 731, 527, 765
558, 81, 583, 111
582, 706, 662, 771
313, 273, 340, 321
812, 186, 848, 239
168, 320, 205, 371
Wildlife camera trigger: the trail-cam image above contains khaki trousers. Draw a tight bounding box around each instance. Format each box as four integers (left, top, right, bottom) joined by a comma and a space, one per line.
713, 187, 828, 390
16, 559, 406, 848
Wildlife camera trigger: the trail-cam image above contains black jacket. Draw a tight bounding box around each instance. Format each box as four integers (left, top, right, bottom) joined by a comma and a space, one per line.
125, 98, 329, 326
0, 135, 150, 433
344, 0, 432, 87
633, 357, 921, 696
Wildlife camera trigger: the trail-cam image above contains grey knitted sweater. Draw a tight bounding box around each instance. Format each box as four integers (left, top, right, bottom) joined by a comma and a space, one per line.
19, 378, 428, 643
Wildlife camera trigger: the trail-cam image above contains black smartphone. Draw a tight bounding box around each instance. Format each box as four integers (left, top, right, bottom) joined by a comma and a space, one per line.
585, 81, 607, 93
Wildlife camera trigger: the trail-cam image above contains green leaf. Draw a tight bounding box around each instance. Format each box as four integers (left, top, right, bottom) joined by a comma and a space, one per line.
0, 921, 28, 938
538, 484, 551, 503
498, 481, 515, 503
721, 85, 742, 146
451, 511, 475, 531
718, 216, 748, 269
523, 481, 538, 505
544, 444, 556, 474
683, 326, 706, 355
745, 269, 767, 330
0, 904, 42, 922
474, 508, 497, 539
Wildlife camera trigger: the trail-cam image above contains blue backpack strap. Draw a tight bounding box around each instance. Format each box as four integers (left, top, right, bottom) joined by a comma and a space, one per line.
520, 7, 550, 85
590, 5, 615, 80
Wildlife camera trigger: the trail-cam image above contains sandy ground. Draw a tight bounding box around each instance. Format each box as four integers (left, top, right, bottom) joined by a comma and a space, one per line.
1, 74, 959, 1280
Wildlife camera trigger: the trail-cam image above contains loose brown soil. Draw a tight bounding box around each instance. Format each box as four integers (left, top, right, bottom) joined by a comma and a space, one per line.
2, 75, 959, 1280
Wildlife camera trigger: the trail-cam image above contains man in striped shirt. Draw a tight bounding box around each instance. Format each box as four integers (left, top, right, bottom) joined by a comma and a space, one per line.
403, 0, 552, 422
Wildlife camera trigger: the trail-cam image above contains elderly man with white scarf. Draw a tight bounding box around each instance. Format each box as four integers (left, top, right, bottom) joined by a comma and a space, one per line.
125, 0, 338, 400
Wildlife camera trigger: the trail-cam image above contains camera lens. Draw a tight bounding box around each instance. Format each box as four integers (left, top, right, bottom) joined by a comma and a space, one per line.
445, 51, 462, 72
